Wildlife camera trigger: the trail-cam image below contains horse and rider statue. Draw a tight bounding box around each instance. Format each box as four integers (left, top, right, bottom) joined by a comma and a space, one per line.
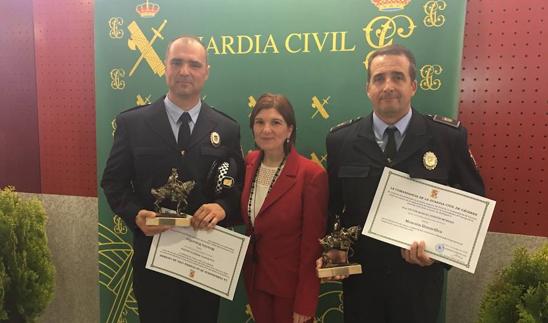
150, 168, 195, 217
319, 214, 361, 267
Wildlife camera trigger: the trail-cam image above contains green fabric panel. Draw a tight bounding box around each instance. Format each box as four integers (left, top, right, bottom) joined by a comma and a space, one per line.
96, 1, 465, 322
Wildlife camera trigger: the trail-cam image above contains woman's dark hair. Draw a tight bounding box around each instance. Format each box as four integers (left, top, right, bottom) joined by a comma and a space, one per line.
249, 93, 297, 154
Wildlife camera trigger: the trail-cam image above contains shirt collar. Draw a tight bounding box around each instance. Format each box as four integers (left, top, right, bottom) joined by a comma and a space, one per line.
372, 108, 413, 138
164, 96, 202, 124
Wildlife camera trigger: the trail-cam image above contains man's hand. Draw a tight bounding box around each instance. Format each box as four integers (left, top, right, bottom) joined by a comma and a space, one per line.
316, 249, 349, 282
401, 241, 435, 266
135, 209, 172, 236
190, 203, 226, 230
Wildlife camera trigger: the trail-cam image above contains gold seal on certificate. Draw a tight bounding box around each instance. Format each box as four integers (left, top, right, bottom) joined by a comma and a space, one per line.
148, 168, 195, 226
317, 214, 363, 278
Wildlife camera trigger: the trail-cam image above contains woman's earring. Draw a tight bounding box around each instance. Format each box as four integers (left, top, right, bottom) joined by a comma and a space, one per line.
286, 138, 290, 144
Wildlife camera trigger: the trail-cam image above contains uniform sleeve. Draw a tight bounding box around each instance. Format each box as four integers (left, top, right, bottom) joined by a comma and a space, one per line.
100, 115, 141, 232
450, 127, 485, 197
326, 132, 344, 232
293, 167, 328, 316
216, 123, 244, 227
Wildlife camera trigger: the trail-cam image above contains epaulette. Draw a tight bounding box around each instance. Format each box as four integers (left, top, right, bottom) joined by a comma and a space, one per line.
120, 104, 149, 114
428, 114, 460, 128
210, 106, 237, 123
329, 117, 362, 133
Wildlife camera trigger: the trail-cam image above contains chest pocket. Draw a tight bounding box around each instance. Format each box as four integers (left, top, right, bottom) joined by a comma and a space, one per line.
200, 146, 229, 159
196, 146, 230, 180
338, 165, 370, 178
337, 165, 380, 215
408, 159, 449, 184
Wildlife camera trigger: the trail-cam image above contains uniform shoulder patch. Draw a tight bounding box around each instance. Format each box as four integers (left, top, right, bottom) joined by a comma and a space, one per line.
210, 106, 237, 123
330, 117, 362, 133
429, 114, 461, 128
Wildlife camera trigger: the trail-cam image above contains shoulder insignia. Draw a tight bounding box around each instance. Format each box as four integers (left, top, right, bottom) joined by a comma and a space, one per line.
429, 114, 460, 128
120, 104, 148, 114
330, 117, 362, 133
210, 106, 237, 123
469, 149, 479, 169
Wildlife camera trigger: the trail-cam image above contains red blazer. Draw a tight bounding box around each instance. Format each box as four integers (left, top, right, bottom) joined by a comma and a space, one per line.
241, 148, 328, 316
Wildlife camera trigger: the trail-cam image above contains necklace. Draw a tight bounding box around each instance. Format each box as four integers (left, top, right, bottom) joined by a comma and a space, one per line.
248, 154, 286, 224
247, 153, 286, 262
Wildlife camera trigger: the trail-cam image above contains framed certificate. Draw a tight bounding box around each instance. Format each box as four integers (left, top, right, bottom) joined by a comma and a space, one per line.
362, 167, 496, 273
146, 224, 249, 300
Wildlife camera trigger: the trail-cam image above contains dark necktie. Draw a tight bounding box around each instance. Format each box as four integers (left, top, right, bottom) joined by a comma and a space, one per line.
384, 127, 397, 162
178, 112, 191, 149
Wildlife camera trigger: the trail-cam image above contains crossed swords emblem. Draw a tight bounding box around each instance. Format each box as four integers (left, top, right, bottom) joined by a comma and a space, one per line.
127, 20, 167, 77
310, 152, 327, 168
311, 96, 331, 119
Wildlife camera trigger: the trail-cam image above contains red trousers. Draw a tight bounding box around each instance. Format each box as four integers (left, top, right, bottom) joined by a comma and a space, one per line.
248, 288, 295, 323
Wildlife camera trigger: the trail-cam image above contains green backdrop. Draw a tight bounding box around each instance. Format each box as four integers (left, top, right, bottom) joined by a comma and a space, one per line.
96, 0, 466, 322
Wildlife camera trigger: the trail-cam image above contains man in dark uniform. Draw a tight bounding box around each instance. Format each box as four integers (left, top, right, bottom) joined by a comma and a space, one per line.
101, 36, 243, 323
318, 44, 485, 322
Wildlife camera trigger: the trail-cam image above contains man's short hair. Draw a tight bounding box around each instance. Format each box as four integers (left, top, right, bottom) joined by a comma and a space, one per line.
164, 35, 208, 64
367, 44, 417, 82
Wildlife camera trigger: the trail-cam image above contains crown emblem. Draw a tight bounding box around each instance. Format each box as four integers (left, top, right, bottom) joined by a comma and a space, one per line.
371, 0, 411, 11
136, 0, 160, 18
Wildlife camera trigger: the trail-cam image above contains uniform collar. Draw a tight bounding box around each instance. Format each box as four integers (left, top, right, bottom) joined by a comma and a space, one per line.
164, 95, 201, 124
372, 108, 412, 139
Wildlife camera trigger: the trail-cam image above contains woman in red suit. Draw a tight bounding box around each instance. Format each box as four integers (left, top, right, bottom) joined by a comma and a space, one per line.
242, 93, 328, 323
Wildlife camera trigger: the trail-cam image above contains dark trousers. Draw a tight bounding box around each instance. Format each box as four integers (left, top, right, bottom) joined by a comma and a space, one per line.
132, 264, 220, 323
342, 264, 444, 323
132, 235, 220, 323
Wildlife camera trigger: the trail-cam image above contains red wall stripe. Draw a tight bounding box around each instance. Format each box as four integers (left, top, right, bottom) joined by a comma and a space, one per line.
460, 0, 547, 236
0, 0, 41, 193
33, 0, 96, 196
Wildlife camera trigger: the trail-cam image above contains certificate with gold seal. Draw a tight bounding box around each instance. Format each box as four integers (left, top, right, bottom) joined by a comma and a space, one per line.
362, 167, 495, 273
146, 223, 249, 300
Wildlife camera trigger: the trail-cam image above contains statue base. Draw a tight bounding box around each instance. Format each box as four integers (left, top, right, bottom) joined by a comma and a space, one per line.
317, 263, 362, 278
146, 207, 191, 227
146, 217, 190, 227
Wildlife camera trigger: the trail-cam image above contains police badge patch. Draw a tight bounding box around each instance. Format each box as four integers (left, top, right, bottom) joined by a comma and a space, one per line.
423, 151, 438, 170
210, 131, 221, 147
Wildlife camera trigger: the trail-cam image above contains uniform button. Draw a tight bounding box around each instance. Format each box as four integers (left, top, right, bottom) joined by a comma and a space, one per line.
180, 150, 185, 156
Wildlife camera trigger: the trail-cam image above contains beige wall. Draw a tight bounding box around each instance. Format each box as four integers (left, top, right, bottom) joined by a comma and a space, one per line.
446, 232, 546, 323
20, 193, 99, 323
